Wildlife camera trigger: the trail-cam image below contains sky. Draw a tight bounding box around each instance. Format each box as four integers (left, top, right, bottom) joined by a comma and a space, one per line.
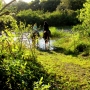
4, 0, 33, 3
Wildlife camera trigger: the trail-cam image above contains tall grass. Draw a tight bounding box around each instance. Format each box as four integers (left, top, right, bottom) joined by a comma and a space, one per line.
0, 23, 50, 89
53, 28, 90, 56
37, 50, 90, 89
50, 27, 67, 38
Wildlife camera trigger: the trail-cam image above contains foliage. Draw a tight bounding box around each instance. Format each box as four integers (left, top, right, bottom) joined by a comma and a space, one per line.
17, 9, 44, 26
0, 23, 50, 89
3, 0, 85, 13
16, 0, 29, 12
28, 0, 41, 11
49, 27, 66, 38
39, 0, 60, 12
0, 0, 90, 89
52, 10, 78, 26
0, 15, 18, 31
0, 0, 3, 9
56, 0, 86, 11
57, 0, 71, 10
37, 51, 90, 89
73, 0, 90, 37
28, 0, 60, 12
54, 28, 90, 56
16, 10, 78, 27
78, 0, 90, 30
34, 77, 50, 90
72, 0, 90, 57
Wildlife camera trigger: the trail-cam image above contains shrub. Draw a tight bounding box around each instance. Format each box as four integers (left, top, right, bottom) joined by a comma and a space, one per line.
0, 24, 50, 89
0, 15, 18, 31
16, 10, 78, 27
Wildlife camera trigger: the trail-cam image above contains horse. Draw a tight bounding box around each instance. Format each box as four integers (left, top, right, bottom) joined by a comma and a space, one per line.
43, 30, 51, 50
31, 30, 40, 48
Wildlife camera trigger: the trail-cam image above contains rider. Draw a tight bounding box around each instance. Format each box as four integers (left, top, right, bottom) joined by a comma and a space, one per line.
33, 23, 37, 32
32, 23, 39, 36
43, 21, 50, 43
43, 21, 51, 50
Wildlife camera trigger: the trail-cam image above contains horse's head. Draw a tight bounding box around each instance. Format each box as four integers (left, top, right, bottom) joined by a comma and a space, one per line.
32, 31, 40, 39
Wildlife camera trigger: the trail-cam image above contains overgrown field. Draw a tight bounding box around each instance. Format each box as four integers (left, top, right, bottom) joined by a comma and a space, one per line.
0, 25, 90, 89
37, 50, 90, 89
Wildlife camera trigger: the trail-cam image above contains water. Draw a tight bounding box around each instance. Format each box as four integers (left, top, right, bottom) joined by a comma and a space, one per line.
21, 33, 54, 50
0, 32, 54, 50
22, 38, 54, 50
38, 38, 54, 50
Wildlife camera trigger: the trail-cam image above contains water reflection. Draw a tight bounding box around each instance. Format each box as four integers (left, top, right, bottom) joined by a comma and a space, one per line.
0, 32, 54, 50
38, 38, 54, 50
22, 37, 54, 50
21, 33, 54, 50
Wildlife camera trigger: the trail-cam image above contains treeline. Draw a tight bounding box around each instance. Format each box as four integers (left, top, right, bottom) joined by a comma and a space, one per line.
7, 0, 85, 12
2, 0, 85, 28
16, 9, 79, 27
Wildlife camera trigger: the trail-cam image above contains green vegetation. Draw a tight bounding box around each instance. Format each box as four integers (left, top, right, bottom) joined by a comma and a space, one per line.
16, 9, 78, 26
0, 0, 90, 89
0, 27, 50, 90
0, 24, 90, 89
37, 51, 90, 89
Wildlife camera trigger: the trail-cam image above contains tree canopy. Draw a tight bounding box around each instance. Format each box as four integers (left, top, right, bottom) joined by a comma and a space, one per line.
56, 0, 86, 11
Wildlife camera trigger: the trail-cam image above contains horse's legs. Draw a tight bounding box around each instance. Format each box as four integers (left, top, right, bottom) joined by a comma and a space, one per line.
36, 37, 39, 48
32, 36, 39, 49
45, 39, 49, 50
32, 38, 35, 48
45, 41, 47, 50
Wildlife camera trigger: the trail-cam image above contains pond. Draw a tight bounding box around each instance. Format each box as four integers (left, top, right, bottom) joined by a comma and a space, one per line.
22, 33, 55, 50
0, 32, 55, 50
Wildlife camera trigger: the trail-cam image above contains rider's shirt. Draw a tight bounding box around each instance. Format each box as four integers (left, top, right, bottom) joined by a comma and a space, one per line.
33, 25, 37, 31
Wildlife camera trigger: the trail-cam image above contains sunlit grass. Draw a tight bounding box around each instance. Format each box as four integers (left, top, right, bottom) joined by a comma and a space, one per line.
37, 50, 90, 89
0, 24, 90, 89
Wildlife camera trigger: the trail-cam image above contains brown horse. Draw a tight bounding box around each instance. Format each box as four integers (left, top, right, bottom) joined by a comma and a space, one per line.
43, 30, 51, 50
31, 30, 40, 48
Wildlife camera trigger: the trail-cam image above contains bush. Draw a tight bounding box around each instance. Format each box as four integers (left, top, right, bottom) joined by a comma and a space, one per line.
54, 30, 90, 56
74, 43, 90, 56
50, 27, 66, 38
16, 9, 44, 26
0, 15, 18, 31
16, 10, 78, 27
0, 26, 50, 89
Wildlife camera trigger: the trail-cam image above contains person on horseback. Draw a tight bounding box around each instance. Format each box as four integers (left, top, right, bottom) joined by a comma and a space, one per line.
43, 21, 51, 50
33, 23, 37, 32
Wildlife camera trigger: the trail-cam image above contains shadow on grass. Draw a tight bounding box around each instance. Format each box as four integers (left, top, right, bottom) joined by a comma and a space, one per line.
37, 48, 54, 54
53, 46, 78, 57
0, 54, 56, 90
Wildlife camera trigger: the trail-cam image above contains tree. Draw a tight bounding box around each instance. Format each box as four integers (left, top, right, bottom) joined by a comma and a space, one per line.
56, 0, 86, 11
0, 0, 17, 31
79, 0, 90, 29
29, 0, 60, 12
57, 0, 70, 11
40, 0, 60, 12
0, 0, 16, 16
70, 0, 86, 10
28, 0, 40, 11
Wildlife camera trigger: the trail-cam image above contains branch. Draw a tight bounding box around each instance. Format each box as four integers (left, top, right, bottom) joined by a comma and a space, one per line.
0, 11, 10, 16
0, 0, 16, 12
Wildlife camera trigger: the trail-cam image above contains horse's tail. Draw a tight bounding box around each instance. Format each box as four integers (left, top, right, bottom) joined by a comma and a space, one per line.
48, 30, 51, 37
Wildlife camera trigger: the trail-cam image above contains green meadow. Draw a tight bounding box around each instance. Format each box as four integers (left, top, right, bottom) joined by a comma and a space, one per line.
1, 26, 90, 89
37, 50, 90, 89
0, 0, 90, 89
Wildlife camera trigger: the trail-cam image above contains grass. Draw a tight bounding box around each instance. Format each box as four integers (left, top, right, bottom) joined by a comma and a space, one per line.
36, 50, 90, 90
1, 26, 90, 89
